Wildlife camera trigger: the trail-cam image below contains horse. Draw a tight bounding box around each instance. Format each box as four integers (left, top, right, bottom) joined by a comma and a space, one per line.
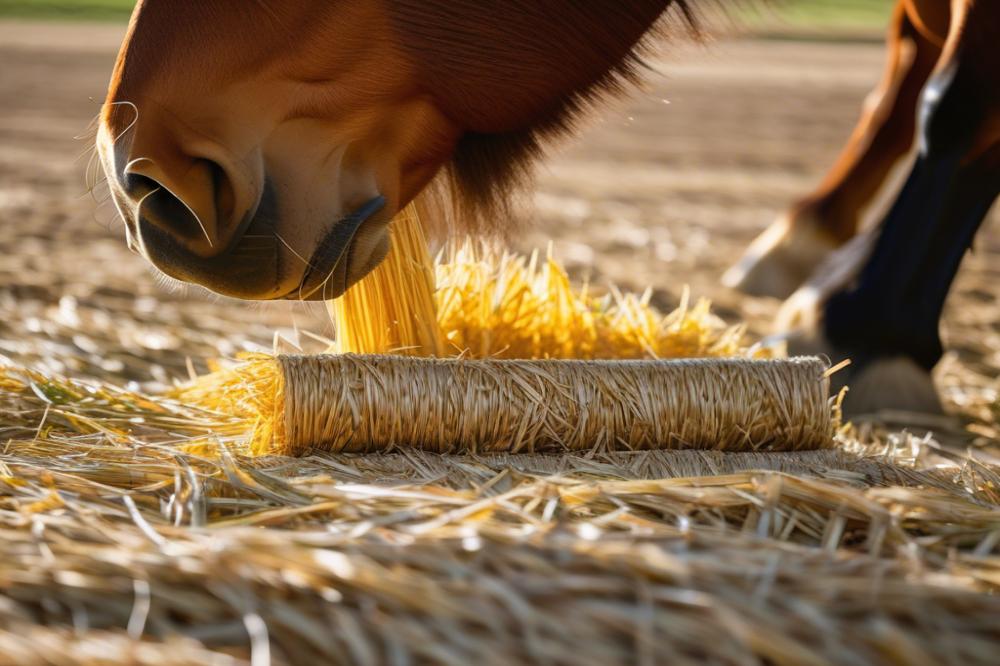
97, 0, 999, 414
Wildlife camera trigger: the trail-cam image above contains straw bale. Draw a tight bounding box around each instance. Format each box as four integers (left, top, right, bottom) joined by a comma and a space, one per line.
270, 354, 833, 456
171, 204, 813, 458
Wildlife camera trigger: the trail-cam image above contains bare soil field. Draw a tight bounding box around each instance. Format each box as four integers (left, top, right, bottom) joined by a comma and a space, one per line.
0, 20, 996, 444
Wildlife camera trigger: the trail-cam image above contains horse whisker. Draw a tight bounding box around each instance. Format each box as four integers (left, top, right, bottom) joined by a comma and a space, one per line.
73, 111, 102, 141
275, 232, 315, 271
106, 100, 140, 149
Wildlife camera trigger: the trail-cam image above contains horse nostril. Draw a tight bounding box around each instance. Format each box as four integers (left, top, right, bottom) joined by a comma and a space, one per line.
123, 172, 210, 245
121, 171, 159, 202
207, 159, 236, 225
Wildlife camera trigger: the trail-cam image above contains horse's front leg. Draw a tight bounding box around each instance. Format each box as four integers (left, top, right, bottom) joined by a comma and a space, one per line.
724, 0, 942, 299
787, 1, 1000, 416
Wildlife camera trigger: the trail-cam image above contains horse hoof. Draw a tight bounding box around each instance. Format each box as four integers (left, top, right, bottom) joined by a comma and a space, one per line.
838, 356, 943, 417
722, 214, 839, 299
781, 329, 943, 418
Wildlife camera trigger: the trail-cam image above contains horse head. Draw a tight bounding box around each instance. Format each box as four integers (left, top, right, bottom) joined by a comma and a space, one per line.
98, 0, 693, 299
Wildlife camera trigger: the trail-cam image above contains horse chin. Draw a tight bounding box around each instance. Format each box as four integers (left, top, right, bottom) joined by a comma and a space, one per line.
344, 222, 391, 288
280, 195, 390, 301
282, 222, 391, 301
137, 219, 288, 301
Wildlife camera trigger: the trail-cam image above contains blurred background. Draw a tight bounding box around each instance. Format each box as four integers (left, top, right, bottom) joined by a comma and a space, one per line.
0, 1, 996, 439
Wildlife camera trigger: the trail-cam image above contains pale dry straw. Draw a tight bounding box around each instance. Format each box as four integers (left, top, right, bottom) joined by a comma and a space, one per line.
267, 354, 833, 456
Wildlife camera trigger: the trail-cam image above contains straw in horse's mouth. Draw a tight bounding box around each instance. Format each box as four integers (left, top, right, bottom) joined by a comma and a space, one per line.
291, 195, 386, 300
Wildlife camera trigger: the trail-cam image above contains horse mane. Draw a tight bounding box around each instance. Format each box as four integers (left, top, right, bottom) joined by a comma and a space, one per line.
396, 0, 713, 237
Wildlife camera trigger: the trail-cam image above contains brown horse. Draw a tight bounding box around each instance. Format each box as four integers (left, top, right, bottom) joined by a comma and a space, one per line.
98, 0, 999, 413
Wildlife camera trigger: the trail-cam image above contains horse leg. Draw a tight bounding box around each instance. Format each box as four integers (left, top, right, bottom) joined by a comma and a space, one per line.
792, 1, 1000, 416
723, 0, 942, 298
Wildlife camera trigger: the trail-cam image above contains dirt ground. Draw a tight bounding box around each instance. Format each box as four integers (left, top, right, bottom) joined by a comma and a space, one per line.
0, 21, 996, 446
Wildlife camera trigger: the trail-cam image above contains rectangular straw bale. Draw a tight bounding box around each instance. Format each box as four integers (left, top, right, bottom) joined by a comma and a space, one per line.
267, 354, 833, 456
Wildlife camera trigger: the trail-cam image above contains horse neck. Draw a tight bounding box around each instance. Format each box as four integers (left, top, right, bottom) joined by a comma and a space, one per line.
389, 1, 677, 133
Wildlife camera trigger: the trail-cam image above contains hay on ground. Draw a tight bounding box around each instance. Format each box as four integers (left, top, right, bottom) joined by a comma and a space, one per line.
0, 364, 998, 664
326, 204, 764, 360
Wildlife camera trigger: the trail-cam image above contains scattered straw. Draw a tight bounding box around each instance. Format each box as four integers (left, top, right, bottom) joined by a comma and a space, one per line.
435, 243, 759, 359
